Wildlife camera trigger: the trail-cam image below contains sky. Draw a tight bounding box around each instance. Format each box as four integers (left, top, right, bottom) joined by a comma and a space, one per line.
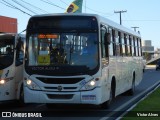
0, 0, 160, 49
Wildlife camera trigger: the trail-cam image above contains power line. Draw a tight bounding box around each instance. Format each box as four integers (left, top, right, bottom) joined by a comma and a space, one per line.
40, 0, 65, 10
123, 20, 160, 22
60, 0, 68, 6
1, 0, 32, 16
60, 0, 114, 17
20, 0, 49, 14
0, 1, 15, 9
114, 10, 127, 25
84, 6, 114, 17
12, 0, 38, 14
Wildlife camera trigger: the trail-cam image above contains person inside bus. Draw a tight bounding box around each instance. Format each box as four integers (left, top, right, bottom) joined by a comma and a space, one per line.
4, 47, 13, 65
50, 44, 67, 64
6, 47, 12, 55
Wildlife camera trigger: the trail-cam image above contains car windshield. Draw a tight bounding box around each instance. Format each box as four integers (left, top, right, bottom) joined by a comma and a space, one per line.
27, 33, 98, 70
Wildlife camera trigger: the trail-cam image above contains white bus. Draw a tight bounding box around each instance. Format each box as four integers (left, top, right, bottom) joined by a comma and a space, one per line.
24, 13, 143, 108
0, 33, 25, 103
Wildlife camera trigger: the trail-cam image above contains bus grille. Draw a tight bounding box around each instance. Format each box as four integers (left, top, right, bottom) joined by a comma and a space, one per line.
37, 77, 84, 84
47, 94, 74, 99
44, 87, 77, 90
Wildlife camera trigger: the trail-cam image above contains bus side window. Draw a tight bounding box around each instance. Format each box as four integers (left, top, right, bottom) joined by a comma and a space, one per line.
121, 33, 125, 56
108, 28, 113, 56
16, 37, 24, 66
101, 29, 106, 58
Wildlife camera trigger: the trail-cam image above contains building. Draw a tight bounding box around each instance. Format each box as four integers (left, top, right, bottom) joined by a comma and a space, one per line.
154, 48, 160, 57
142, 40, 154, 61
0, 16, 17, 33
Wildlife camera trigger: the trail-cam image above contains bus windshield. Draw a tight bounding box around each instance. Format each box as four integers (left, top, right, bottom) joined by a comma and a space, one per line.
26, 16, 99, 75
0, 34, 14, 70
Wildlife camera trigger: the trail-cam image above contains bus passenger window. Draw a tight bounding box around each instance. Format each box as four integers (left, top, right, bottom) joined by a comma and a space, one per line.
101, 30, 106, 58
112, 30, 116, 56
124, 34, 128, 56
121, 33, 125, 56
115, 31, 120, 56
108, 28, 113, 56
118, 32, 122, 56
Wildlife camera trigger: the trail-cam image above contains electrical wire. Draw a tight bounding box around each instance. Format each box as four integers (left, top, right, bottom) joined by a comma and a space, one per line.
12, 0, 38, 14
20, 0, 49, 14
60, 0, 114, 17
123, 20, 160, 22
40, 0, 65, 10
60, 0, 68, 6
0, 1, 15, 9
1, 0, 32, 16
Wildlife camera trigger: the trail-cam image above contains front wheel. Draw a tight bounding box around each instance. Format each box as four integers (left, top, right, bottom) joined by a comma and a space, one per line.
16, 86, 25, 106
100, 88, 113, 109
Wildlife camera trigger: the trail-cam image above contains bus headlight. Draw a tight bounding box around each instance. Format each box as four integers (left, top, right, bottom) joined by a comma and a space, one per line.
0, 79, 5, 85
80, 80, 96, 91
0, 77, 13, 85
25, 79, 41, 90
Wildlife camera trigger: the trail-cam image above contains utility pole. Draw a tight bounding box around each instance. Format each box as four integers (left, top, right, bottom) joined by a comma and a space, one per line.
131, 27, 139, 32
114, 10, 127, 25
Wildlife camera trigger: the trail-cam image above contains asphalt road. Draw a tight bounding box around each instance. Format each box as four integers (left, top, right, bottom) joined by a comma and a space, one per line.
0, 65, 160, 120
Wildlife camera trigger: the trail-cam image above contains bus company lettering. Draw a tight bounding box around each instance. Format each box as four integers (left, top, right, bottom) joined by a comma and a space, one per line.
31, 67, 59, 71
82, 95, 96, 101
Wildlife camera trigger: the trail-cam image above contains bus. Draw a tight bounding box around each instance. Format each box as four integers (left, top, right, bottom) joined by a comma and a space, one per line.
0, 33, 25, 103
24, 13, 143, 108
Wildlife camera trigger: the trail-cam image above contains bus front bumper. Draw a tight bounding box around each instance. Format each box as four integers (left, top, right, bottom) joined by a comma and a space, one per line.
24, 87, 102, 105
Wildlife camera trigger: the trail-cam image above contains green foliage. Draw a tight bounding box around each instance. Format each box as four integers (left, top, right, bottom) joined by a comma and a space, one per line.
122, 88, 160, 120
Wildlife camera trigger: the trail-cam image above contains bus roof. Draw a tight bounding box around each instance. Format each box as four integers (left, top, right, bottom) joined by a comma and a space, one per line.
29, 13, 141, 38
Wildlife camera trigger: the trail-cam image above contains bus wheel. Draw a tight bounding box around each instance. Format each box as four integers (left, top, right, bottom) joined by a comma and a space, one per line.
18, 86, 25, 106
128, 75, 135, 96
100, 87, 113, 109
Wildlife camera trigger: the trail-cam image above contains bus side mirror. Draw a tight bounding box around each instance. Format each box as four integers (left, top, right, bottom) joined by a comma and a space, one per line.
105, 33, 111, 45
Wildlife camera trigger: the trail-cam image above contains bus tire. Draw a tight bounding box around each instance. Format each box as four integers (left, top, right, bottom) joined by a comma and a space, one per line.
18, 85, 25, 106
128, 74, 135, 96
100, 80, 115, 109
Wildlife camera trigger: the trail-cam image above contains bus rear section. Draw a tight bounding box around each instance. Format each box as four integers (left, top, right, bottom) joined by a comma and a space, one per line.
0, 33, 25, 102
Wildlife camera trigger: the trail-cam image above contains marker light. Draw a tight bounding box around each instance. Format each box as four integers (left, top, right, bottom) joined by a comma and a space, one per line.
0, 80, 5, 85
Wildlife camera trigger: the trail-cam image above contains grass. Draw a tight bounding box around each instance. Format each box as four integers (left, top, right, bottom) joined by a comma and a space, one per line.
122, 88, 160, 120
